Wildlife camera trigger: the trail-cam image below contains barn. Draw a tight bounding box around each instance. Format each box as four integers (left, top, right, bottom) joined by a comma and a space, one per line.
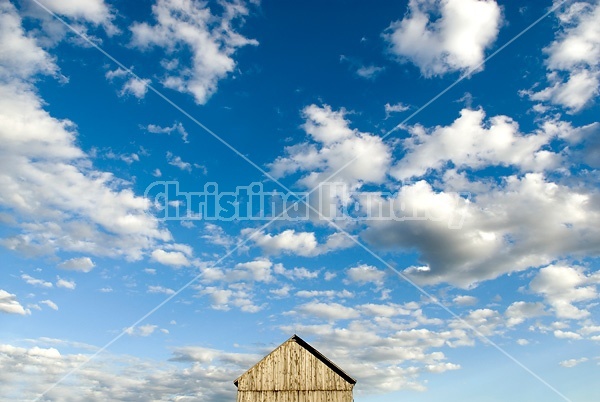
233, 334, 356, 402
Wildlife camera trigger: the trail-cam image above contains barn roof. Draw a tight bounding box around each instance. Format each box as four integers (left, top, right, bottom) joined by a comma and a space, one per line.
233, 334, 357, 387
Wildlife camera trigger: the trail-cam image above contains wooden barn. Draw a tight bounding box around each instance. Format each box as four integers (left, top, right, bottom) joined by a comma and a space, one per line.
233, 334, 356, 402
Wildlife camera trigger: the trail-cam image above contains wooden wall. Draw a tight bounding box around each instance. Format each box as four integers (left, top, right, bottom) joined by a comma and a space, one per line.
236, 338, 354, 402
236, 391, 354, 402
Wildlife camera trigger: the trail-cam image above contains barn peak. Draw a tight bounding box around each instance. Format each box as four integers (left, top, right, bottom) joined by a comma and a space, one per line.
234, 334, 356, 401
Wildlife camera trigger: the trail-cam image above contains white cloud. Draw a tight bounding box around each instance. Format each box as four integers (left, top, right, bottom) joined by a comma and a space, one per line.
391, 108, 559, 181
358, 303, 411, 317
0, 2, 58, 80
121, 77, 150, 99
279, 322, 471, 393
151, 249, 191, 267
0, 5, 171, 261
356, 65, 385, 80
530, 265, 599, 320
270, 285, 292, 298
130, 0, 258, 104
295, 289, 354, 299
450, 308, 503, 337
105, 67, 150, 99
362, 173, 600, 288
244, 229, 354, 257
0, 342, 252, 401
505, 301, 547, 327
528, 70, 599, 112
58, 257, 95, 273
345, 264, 386, 286
40, 300, 58, 311
166, 151, 192, 172
126, 324, 158, 337
145, 122, 189, 143
383, 0, 501, 76
268, 104, 391, 217
202, 223, 235, 248
426, 362, 461, 373
0, 289, 29, 315
559, 357, 588, 368
273, 264, 319, 280
384, 102, 410, 118
56, 278, 76, 290
21, 274, 53, 288
296, 302, 360, 321
452, 295, 478, 306
526, 1, 600, 112
554, 329, 582, 340
37, 0, 116, 31
198, 285, 262, 312
147, 285, 175, 295
230, 260, 274, 283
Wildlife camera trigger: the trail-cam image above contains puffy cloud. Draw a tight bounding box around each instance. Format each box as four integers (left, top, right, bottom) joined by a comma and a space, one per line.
40, 300, 58, 311
35, 0, 116, 29
0, 289, 29, 315
554, 330, 582, 340
231, 260, 274, 283
151, 249, 191, 267
106, 69, 151, 99
198, 285, 262, 312
123, 77, 150, 98
279, 322, 469, 393
383, 0, 501, 76
530, 265, 599, 320
525, 1, 600, 112
528, 70, 599, 112
355, 65, 385, 80
130, 0, 258, 104
269, 104, 391, 191
452, 295, 478, 306
295, 289, 354, 299
345, 264, 386, 286
125, 324, 158, 337
391, 108, 559, 180
296, 302, 360, 321
362, 174, 600, 288
147, 285, 175, 295
504, 301, 547, 327
450, 308, 503, 337
58, 257, 95, 272
21, 274, 53, 288
243, 229, 353, 257
55, 278, 76, 290
358, 303, 412, 317
166, 151, 192, 172
559, 357, 588, 368
0, 6, 171, 260
0, 2, 57, 80
0, 342, 251, 401
202, 223, 235, 248
384, 102, 410, 118
273, 264, 319, 280
144, 121, 189, 143
247, 229, 317, 256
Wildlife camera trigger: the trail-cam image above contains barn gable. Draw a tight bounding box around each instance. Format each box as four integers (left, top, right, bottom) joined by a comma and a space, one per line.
234, 334, 355, 401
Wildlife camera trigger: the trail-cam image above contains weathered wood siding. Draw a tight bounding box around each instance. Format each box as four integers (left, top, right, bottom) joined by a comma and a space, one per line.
236, 338, 354, 402
236, 390, 354, 402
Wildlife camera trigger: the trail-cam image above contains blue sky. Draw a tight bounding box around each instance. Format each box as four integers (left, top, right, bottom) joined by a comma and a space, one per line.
1, 0, 599, 400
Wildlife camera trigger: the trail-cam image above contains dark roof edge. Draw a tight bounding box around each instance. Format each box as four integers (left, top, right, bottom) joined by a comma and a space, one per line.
233, 334, 357, 387
291, 334, 357, 385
